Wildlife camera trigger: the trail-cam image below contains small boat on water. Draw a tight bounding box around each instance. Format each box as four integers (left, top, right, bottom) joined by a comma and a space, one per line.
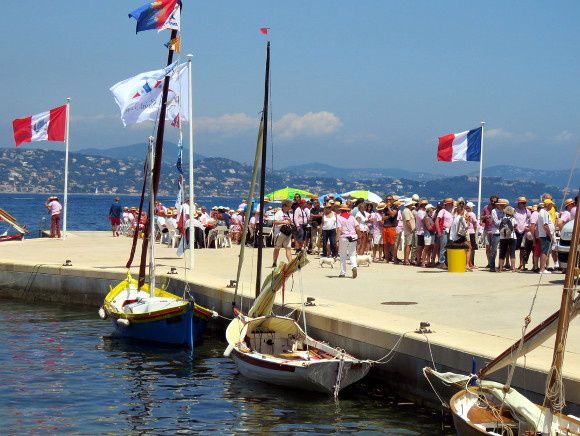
224, 41, 370, 397
0, 208, 27, 242
101, 272, 214, 347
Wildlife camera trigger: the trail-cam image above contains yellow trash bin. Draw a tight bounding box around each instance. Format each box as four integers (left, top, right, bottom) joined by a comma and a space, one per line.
447, 248, 466, 272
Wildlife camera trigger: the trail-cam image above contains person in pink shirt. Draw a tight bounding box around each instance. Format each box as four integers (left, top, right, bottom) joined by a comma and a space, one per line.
414, 200, 427, 267
292, 200, 310, 252
513, 196, 531, 270
337, 204, 360, 278
558, 198, 576, 229
480, 195, 498, 267
45, 196, 63, 238
436, 198, 454, 268
529, 204, 541, 272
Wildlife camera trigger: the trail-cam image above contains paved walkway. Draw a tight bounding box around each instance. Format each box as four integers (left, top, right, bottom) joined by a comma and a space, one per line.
1, 232, 578, 383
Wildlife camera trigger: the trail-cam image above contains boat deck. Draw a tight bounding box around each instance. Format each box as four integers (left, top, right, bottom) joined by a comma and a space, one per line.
0, 231, 578, 410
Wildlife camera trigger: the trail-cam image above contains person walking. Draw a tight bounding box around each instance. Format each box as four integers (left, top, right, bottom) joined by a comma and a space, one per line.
109, 197, 123, 237
321, 201, 338, 258
337, 204, 360, 278
45, 196, 62, 238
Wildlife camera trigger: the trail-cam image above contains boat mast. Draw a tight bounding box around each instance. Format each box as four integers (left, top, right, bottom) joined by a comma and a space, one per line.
137, 27, 179, 288
546, 192, 580, 413
255, 41, 270, 298
148, 136, 156, 297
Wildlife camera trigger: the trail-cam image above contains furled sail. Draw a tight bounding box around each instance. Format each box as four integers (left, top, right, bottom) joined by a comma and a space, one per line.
478, 294, 580, 378
0, 208, 27, 235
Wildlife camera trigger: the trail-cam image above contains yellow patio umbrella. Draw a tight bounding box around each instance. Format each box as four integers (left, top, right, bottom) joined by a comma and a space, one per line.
265, 187, 315, 201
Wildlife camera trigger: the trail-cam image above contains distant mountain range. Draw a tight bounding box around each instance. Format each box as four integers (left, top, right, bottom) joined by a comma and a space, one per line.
77, 142, 207, 164
282, 162, 579, 189
0, 148, 570, 203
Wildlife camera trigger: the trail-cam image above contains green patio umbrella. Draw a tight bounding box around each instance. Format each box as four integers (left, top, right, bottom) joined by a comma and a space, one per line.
265, 187, 315, 201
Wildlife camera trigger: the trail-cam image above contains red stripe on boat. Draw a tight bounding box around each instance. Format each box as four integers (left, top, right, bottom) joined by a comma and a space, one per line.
233, 349, 296, 372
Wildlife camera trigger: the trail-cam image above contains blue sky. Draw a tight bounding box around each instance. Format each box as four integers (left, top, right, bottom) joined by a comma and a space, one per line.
1, 1, 579, 174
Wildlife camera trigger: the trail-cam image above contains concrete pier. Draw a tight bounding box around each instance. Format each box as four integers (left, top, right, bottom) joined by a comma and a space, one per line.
0, 232, 578, 412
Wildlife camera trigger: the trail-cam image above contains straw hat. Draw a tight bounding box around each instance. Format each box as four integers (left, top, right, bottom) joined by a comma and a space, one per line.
504, 206, 515, 216
419, 199, 428, 206
564, 198, 575, 207
411, 194, 420, 202
339, 204, 350, 211
443, 197, 454, 205
497, 198, 509, 205
404, 199, 414, 207
376, 202, 386, 211
517, 196, 527, 203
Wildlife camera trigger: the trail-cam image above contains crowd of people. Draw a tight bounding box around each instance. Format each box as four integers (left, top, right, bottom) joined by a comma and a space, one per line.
104, 191, 576, 279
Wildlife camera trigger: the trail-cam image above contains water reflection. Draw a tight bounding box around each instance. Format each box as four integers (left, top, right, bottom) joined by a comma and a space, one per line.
0, 299, 452, 434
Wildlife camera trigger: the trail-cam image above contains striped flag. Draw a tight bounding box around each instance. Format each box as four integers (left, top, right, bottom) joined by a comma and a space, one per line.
12, 105, 67, 146
437, 127, 482, 162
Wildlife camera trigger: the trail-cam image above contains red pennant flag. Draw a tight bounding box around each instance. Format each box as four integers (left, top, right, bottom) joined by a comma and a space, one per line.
259, 27, 269, 35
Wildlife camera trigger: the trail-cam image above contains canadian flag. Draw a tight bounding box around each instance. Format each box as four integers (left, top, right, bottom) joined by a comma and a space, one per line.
12, 105, 67, 147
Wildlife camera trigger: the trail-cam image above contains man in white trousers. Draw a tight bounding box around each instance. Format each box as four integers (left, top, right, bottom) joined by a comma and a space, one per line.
337, 203, 360, 278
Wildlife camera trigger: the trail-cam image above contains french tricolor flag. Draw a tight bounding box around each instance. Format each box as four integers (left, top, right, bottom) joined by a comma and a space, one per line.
12, 105, 67, 147
437, 127, 482, 162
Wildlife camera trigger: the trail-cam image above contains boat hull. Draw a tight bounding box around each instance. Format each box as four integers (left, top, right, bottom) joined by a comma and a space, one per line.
231, 348, 370, 394
110, 303, 210, 348
0, 234, 24, 242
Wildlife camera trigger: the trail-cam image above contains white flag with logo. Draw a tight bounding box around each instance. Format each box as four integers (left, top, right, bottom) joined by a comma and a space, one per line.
159, 4, 180, 32
110, 62, 188, 127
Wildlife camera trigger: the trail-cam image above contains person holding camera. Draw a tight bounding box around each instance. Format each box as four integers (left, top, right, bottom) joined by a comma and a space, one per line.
337, 204, 360, 278
292, 199, 310, 253
272, 200, 294, 267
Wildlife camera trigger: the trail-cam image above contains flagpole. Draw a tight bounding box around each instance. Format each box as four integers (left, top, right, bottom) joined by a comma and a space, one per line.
62, 97, 71, 240
477, 121, 485, 220
187, 53, 195, 271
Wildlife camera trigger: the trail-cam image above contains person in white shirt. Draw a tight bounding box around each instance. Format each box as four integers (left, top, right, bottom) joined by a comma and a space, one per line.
537, 199, 554, 274
292, 200, 310, 252
272, 200, 293, 267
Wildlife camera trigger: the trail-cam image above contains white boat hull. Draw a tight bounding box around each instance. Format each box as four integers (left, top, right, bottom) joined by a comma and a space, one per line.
231, 348, 370, 394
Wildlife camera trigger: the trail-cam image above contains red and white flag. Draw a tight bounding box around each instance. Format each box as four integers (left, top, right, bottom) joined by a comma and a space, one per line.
259, 27, 269, 34
12, 105, 67, 147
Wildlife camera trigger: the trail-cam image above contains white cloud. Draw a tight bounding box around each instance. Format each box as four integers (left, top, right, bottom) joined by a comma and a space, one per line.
486, 128, 535, 141
555, 130, 574, 142
273, 111, 342, 140
196, 113, 257, 136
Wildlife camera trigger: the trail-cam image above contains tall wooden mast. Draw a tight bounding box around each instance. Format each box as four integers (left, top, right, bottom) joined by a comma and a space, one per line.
255, 41, 270, 298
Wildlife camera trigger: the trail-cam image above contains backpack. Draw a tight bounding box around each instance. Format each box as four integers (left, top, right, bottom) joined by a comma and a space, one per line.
499, 216, 513, 238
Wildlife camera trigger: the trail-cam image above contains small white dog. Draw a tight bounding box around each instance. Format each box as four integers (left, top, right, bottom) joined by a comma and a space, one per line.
319, 257, 337, 268
357, 254, 372, 267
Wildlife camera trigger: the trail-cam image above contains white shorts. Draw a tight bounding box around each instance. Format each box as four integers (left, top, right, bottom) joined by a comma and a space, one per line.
424, 233, 432, 246
372, 231, 383, 245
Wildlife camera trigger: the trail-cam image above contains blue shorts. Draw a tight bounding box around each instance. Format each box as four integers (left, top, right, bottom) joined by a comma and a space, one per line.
540, 237, 551, 255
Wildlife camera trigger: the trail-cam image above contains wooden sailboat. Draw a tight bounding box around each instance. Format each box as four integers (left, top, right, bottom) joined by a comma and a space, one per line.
223, 41, 370, 397
99, 3, 215, 348
0, 208, 27, 242
449, 196, 580, 435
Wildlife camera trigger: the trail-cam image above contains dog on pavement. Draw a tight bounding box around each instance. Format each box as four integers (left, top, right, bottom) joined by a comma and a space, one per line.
357, 254, 372, 266
319, 257, 337, 268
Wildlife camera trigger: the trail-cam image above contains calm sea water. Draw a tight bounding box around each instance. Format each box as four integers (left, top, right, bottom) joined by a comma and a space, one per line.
0, 193, 243, 237
0, 299, 452, 434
